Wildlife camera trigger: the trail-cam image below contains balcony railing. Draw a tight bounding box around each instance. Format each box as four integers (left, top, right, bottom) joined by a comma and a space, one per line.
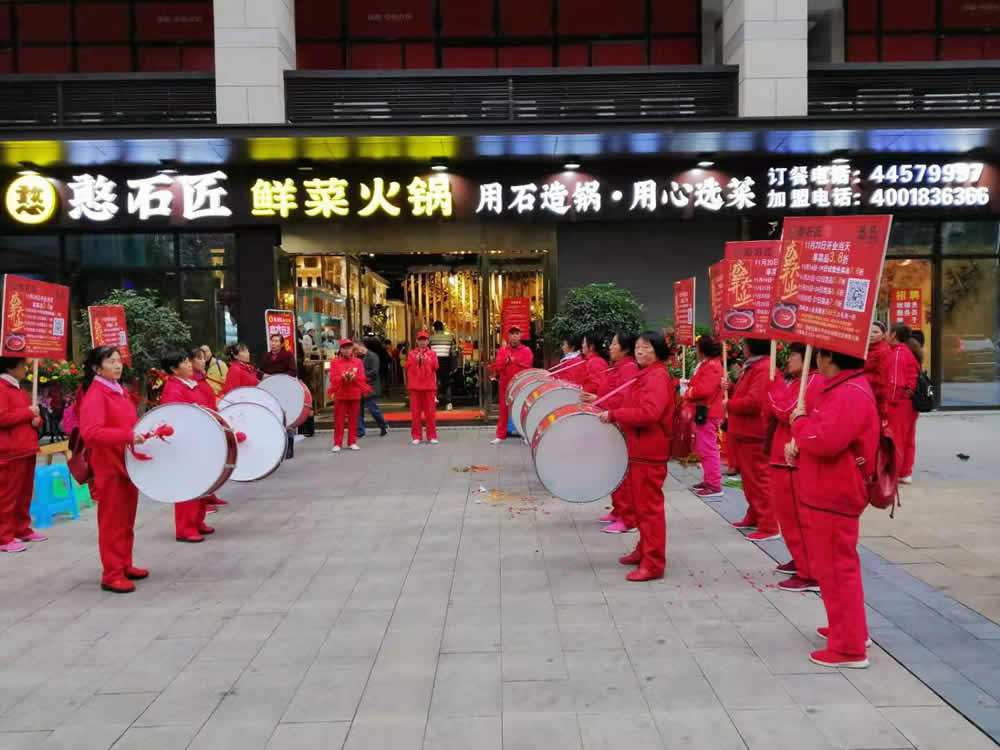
285, 66, 739, 125
0, 73, 216, 127
809, 62, 1000, 116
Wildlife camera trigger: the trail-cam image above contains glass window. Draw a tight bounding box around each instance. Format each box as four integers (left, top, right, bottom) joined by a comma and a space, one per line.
887, 221, 934, 256
66, 234, 175, 268
940, 258, 1000, 406
181, 270, 236, 351
0, 235, 60, 273
179, 233, 234, 267
942, 221, 1000, 255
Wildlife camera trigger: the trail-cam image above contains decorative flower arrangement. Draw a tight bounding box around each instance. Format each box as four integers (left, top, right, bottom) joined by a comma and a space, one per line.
24, 359, 82, 393
147, 368, 168, 397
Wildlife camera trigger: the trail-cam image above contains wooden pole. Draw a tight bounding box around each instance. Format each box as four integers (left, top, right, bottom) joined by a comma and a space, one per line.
722, 341, 728, 406
769, 340, 777, 380
31, 359, 39, 406
682, 346, 687, 380
797, 344, 813, 409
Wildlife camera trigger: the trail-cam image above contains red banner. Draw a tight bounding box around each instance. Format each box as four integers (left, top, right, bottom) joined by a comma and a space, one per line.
88, 305, 132, 366
461, 340, 474, 358
1, 275, 69, 359
501, 297, 531, 338
890, 288, 922, 327
766, 215, 892, 359
673, 277, 696, 347
721, 241, 781, 339
708, 261, 726, 337
265, 309, 297, 358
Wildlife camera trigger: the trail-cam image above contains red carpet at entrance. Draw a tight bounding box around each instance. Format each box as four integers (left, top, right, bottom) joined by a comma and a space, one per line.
383, 410, 485, 423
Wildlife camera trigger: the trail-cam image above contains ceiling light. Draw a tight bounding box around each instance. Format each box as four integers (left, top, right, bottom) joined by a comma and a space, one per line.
563, 159, 581, 171
430, 158, 449, 172
158, 159, 178, 175
697, 160, 715, 168
832, 157, 849, 165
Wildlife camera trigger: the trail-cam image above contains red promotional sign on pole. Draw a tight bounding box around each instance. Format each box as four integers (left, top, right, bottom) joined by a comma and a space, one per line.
708, 261, 727, 337
88, 305, 132, 366
1, 275, 69, 359
501, 297, 531, 337
673, 277, 696, 347
265, 309, 297, 358
721, 240, 781, 338
890, 288, 922, 327
766, 215, 892, 359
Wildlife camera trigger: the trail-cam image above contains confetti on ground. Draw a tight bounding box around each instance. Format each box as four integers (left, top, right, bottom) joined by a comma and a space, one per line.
452, 464, 497, 473
723, 478, 743, 488
470, 489, 546, 518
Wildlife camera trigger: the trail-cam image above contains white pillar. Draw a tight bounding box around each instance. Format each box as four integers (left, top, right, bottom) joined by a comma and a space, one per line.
723, 0, 808, 117
214, 0, 295, 124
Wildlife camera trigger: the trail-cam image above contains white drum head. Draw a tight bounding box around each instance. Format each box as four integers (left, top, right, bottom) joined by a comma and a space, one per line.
510, 375, 550, 436
126, 403, 233, 503
533, 411, 628, 503
219, 386, 285, 426
522, 386, 583, 448
259, 375, 308, 427
220, 402, 286, 482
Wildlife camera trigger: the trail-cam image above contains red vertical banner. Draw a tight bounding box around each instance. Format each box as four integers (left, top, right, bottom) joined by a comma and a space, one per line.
766, 215, 892, 359
673, 277, 696, 346
1, 275, 69, 359
265, 309, 297, 358
721, 240, 781, 339
501, 297, 531, 336
88, 305, 132, 366
890, 288, 922, 327
708, 261, 727, 337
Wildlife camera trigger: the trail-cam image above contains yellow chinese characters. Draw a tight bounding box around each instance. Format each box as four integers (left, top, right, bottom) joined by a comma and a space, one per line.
6, 292, 25, 331
358, 178, 402, 218
728, 259, 752, 308
5, 174, 57, 225
248, 175, 455, 219
303, 177, 349, 218
251, 178, 298, 218
407, 174, 453, 217
778, 241, 801, 301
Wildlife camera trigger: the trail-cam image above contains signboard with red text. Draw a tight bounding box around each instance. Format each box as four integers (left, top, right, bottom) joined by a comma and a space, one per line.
501, 297, 531, 338
708, 261, 726, 337
265, 309, 297, 357
1, 275, 69, 359
890, 288, 922, 327
673, 277, 696, 347
721, 240, 781, 338
88, 305, 132, 366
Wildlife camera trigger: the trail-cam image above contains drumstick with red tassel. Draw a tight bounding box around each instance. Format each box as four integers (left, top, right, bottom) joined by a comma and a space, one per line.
128, 424, 175, 461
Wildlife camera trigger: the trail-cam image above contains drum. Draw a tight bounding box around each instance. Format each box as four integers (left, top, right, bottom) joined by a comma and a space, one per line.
520, 381, 583, 447
508, 373, 552, 436
218, 386, 285, 426
219, 402, 287, 482
125, 403, 237, 503
505, 368, 550, 405
531, 404, 628, 503
259, 374, 312, 428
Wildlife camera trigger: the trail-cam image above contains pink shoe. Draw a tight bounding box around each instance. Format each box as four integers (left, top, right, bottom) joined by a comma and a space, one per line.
1, 541, 27, 553
747, 530, 781, 541
17, 533, 47, 542
599, 513, 618, 523
602, 520, 633, 534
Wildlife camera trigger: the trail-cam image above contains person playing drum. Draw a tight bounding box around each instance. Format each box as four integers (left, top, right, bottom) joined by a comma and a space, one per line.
190, 346, 228, 510
490, 326, 534, 444
259, 333, 299, 461
78, 346, 148, 594
0, 357, 45, 553
327, 338, 371, 452
407, 331, 439, 445
578, 332, 610, 393
221, 342, 259, 396
582, 331, 639, 534
599, 331, 675, 582
160, 350, 217, 543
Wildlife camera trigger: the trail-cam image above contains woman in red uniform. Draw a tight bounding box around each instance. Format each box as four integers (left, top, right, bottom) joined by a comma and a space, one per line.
190, 346, 226, 512
159, 350, 216, 543
599, 330, 674, 582
578, 333, 610, 393
220, 342, 259, 396
78, 346, 147, 593
863, 322, 891, 424
407, 331, 439, 445
327, 338, 370, 452
887, 324, 920, 483
788, 348, 879, 668
0, 357, 44, 553
684, 336, 724, 498
764, 342, 823, 592
583, 331, 639, 533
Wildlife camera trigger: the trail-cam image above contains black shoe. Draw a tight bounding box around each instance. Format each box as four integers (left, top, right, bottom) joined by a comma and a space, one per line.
380, 426, 389, 436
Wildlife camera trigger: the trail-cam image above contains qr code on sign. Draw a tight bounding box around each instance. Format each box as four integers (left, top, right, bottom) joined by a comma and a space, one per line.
843, 278, 870, 313
51, 318, 65, 337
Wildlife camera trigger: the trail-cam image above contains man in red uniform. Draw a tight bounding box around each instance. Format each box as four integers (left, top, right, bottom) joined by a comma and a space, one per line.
789, 348, 879, 668
863, 321, 891, 423
490, 326, 534, 444
407, 331, 439, 445
0, 357, 44, 553
327, 339, 370, 452
887, 324, 920, 483
723, 338, 779, 541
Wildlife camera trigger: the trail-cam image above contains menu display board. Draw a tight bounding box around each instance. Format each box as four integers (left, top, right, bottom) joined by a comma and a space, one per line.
1, 275, 69, 359
673, 277, 696, 347
265, 309, 297, 357
88, 305, 132, 366
721, 241, 781, 338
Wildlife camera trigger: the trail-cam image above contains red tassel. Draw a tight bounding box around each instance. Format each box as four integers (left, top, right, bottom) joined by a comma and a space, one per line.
236, 431, 247, 443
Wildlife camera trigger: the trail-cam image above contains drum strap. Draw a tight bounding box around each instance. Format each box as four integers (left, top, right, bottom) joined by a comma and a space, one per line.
593, 377, 639, 407
549, 359, 586, 375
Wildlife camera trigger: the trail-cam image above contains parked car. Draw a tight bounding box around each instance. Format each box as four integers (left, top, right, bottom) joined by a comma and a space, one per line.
942, 334, 1000, 381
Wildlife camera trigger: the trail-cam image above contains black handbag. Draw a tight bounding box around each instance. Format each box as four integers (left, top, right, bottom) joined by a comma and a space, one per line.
694, 404, 708, 425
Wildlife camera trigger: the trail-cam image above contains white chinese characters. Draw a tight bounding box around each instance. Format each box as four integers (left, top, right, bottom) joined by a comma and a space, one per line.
65, 171, 234, 223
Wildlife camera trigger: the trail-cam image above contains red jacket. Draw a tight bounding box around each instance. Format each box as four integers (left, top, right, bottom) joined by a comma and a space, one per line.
596, 357, 639, 410
258, 349, 297, 377
864, 339, 891, 418
491, 344, 533, 385
0, 377, 38, 459
578, 353, 609, 394
610, 363, 675, 463
727, 356, 769, 440
791, 370, 879, 517
888, 342, 920, 404
406, 348, 439, 392
327, 355, 371, 401
79, 379, 138, 480
553, 356, 586, 385
221, 361, 259, 395
763, 371, 824, 466
161, 376, 216, 410
685, 357, 724, 420
192, 372, 218, 409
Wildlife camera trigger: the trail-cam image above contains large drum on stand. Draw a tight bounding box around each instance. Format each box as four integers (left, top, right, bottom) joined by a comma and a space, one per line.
125, 403, 238, 503
219, 402, 287, 482
530, 404, 628, 503
259, 374, 312, 428
507, 372, 552, 436
505, 368, 550, 404
218, 386, 285, 426
520, 381, 583, 447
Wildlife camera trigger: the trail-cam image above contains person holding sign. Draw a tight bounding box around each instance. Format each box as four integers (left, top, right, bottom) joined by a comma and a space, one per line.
787, 348, 879, 669
888, 324, 920, 484
489, 326, 534, 444
78, 346, 148, 594
327, 339, 371, 452
722, 338, 779, 541
684, 336, 725, 498
407, 331, 439, 445
0, 357, 45, 553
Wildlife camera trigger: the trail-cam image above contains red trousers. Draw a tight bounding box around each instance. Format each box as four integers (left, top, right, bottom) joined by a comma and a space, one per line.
95, 473, 139, 584
769, 465, 813, 580
729, 437, 777, 534
611, 469, 636, 529
627, 460, 668, 575
496, 381, 512, 439
333, 399, 361, 448
888, 400, 917, 478
902, 413, 918, 478
409, 390, 437, 440
807, 507, 868, 658
0, 457, 35, 544
174, 497, 207, 538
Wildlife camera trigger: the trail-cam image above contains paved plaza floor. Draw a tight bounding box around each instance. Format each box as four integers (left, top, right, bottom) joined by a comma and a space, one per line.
0, 423, 997, 750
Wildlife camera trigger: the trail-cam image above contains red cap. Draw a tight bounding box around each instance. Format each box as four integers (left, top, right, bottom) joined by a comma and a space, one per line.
507, 325, 521, 334
339, 338, 353, 347
416, 330, 430, 339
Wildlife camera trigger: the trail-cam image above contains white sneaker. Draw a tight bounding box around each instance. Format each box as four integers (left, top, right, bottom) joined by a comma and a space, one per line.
349, 444, 360, 451
412, 439, 421, 445
446, 403, 453, 411
293, 434, 306, 443
899, 476, 913, 485
331, 446, 341, 453
490, 438, 503, 445
817, 627, 873, 648
430, 439, 439, 444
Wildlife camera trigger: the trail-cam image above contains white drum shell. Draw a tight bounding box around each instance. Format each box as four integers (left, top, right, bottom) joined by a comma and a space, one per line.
509, 374, 551, 436
220, 402, 287, 482
521, 386, 583, 448
259, 374, 309, 428
218, 386, 285, 426
532, 410, 628, 503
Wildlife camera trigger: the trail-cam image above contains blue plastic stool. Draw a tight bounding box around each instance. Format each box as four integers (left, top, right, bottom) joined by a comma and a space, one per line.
31, 465, 81, 528
507, 418, 519, 437
49, 468, 92, 509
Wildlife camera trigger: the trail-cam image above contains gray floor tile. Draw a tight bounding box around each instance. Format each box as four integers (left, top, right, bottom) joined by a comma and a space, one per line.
502, 712, 583, 750
881, 706, 999, 750
264, 722, 351, 750
429, 652, 501, 718
729, 707, 836, 750
577, 712, 663, 750
650, 707, 747, 750
424, 716, 501, 750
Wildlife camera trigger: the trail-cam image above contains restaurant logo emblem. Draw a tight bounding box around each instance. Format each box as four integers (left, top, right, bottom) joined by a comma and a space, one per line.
5, 174, 57, 225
